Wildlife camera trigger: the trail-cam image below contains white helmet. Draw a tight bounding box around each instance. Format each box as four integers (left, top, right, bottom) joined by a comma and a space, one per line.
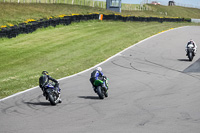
96, 67, 102, 71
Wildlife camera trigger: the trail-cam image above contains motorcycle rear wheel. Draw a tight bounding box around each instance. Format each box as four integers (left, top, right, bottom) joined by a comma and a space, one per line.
48, 93, 56, 105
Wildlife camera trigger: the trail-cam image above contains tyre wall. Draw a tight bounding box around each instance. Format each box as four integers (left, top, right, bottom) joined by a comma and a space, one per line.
0, 14, 191, 39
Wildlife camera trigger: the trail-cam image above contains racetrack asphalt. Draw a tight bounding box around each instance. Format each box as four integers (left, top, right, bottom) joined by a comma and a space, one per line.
1, 26, 200, 133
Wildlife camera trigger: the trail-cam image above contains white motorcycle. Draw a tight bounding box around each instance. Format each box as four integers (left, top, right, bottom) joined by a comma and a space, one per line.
186, 44, 195, 61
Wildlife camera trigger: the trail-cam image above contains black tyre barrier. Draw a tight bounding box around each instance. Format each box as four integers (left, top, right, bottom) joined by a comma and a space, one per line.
0, 14, 191, 39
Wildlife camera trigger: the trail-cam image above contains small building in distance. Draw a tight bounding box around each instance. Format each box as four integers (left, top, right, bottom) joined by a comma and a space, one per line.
106, 0, 121, 13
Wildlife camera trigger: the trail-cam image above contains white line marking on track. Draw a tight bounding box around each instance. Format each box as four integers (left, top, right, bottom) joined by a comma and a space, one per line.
0, 26, 187, 102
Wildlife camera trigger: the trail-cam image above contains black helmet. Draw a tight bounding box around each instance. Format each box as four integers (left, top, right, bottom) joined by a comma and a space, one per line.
42, 71, 49, 75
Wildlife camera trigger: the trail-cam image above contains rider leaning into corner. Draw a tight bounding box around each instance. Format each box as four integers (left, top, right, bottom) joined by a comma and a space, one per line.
39, 71, 61, 102
185, 39, 197, 55
90, 67, 108, 93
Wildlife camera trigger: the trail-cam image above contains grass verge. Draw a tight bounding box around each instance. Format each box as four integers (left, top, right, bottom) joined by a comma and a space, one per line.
1, 3, 200, 27
0, 2, 114, 26
0, 20, 200, 99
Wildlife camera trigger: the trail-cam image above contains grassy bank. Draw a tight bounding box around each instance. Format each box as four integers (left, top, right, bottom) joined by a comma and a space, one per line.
121, 4, 200, 19
0, 2, 114, 26
1, 3, 200, 26
0, 20, 200, 99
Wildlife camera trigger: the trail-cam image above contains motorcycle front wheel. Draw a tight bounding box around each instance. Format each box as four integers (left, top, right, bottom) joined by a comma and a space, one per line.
97, 86, 104, 99
188, 52, 193, 61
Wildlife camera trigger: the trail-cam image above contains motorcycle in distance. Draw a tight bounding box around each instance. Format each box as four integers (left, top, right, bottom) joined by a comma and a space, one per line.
44, 81, 61, 105
187, 44, 195, 61
94, 76, 109, 99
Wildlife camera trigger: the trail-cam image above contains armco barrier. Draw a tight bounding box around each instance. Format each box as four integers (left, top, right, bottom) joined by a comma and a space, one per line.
0, 14, 191, 39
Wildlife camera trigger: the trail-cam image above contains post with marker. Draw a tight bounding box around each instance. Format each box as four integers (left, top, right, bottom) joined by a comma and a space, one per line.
99, 14, 103, 20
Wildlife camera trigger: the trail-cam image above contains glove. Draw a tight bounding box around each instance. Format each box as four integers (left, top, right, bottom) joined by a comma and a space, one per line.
55, 82, 59, 87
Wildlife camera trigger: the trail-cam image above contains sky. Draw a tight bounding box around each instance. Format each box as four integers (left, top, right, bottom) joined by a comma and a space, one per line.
99, 0, 200, 8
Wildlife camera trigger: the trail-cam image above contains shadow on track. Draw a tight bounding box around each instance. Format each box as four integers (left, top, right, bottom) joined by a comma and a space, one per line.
78, 96, 100, 100
24, 102, 51, 106
178, 59, 190, 62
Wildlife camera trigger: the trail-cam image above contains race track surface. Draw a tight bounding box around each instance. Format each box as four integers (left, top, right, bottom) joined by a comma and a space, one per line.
1, 26, 200, 133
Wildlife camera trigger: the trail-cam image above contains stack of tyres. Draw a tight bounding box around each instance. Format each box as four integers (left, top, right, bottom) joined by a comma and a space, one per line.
114, 15, 120, 21
48, 19, 54, 27
0, 28, 8, 38
102, 14, 108, 20
128, 16, 134, 21
93, 14, 99, 19
87, 14, 93, 20
43, 20, 50, 28
122, 16, 128, 22
8, 26, 19, 38
38, 20, 45, 28
18, 23, 25, 34
0, 13, 190, 39
63, 16, 72, 25
80, 15, 88, 21
71, 15, 80, 22
51, 19, 59, 27
103, 14, 115, 20
31, 21, 39, 32
117, 15, 123, 21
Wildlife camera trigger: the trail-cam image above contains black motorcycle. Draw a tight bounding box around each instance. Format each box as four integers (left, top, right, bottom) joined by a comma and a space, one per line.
94, 77, 109, 99
187, 44, 195, 61
44, 82, 61, 105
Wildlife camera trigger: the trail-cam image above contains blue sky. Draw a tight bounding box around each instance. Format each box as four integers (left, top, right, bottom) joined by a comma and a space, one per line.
99, 0, 200, 8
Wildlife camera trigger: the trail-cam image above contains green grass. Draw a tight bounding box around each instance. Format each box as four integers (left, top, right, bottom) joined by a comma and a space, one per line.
1, 2, 200, 26
0, 2, 114, 26
121, 4, 200, 18
0, 20, 200, 99
0, 2, 200, 99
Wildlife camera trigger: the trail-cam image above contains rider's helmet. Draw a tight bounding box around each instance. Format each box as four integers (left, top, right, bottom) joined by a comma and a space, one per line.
42, 71, 49, 75
96, 67, 102, 72
190, 39, 194, 44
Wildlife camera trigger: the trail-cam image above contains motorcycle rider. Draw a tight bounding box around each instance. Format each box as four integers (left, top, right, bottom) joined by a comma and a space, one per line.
185, 39, 197, 55
90, 67, 108, 93
39, 71, 61, 102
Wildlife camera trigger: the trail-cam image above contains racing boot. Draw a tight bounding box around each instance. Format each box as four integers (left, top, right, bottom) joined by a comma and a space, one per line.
93, 86, 97, 93
102, 82, 108, 91
58, 93, 62, 103
58, 98, 62, 103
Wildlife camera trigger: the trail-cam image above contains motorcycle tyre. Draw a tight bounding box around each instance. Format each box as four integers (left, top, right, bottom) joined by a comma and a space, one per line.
48, 93, 57, 105
188, 52, 193, 61
97, 86, 104, 99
